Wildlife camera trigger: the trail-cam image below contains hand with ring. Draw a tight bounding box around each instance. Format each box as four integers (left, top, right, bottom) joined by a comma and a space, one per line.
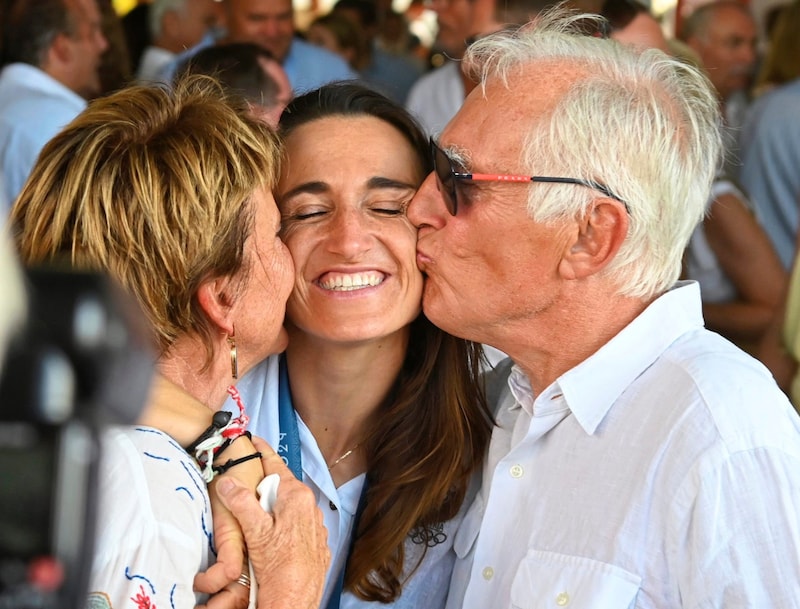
196, 434, 265, 609
235, 572, 251, 589
212, 439, 329, 609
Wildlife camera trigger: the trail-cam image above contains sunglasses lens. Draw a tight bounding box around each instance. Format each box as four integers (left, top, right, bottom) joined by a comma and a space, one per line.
431, 140, 457, 215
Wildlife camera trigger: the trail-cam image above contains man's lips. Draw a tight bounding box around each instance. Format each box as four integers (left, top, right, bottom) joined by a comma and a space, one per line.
416, 248, 433, 270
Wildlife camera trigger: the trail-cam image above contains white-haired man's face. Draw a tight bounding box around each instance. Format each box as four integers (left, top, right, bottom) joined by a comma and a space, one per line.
408, 63, 582, 350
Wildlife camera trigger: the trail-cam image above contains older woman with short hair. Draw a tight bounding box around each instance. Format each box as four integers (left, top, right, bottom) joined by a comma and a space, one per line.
11, 76, 327, 609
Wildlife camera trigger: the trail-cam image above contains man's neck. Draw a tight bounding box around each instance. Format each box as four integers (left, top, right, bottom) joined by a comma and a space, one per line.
497, 290, 652, 395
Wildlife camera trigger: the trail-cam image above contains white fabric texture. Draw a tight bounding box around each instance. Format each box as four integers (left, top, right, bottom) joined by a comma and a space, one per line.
405, 61, 464, 136
447, 281, 800, 609
88, 426, 213, 608
225, 355, 463, 609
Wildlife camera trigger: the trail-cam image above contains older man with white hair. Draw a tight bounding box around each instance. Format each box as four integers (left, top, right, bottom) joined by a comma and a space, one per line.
408, 8, 800, 608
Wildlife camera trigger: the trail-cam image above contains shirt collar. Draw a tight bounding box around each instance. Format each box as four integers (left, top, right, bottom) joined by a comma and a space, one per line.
505, 281, 705, 434
1, 63, 86, 108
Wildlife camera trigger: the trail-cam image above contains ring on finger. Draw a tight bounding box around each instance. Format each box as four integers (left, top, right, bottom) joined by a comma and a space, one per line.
235, 572, 251, 588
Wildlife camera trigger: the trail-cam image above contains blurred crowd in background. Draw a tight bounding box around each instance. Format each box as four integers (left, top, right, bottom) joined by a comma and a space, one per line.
2, 0, 800, 408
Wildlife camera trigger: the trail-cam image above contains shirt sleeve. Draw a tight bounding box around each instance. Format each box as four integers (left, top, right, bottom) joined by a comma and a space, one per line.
669, 442, 800, 608
87, 427, 212, 609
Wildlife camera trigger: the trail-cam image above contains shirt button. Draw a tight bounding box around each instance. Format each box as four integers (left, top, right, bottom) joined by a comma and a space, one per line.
329, 501, 338, 511
510, 464, 524, 478
482, 567, 494, 580
556, 591, 570, 606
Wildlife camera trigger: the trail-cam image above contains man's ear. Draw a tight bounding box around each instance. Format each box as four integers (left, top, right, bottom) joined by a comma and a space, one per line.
558, 199, 628, 280
196, 276, 236, 336
47, 32, 73, 67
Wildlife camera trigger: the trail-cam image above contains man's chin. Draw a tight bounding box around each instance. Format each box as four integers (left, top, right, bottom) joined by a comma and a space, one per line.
262, 41, 292, 64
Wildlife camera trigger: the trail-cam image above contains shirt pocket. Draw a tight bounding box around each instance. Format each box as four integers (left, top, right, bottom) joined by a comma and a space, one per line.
510, 550, 641, 609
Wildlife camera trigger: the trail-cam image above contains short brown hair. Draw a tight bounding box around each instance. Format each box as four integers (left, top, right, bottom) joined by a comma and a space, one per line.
12, 76, 282, 362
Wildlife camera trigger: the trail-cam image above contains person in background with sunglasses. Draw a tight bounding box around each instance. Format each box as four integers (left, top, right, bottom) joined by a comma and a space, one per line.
410, 6, 800, 608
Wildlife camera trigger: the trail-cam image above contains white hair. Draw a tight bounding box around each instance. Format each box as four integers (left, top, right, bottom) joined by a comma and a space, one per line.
149, 0, 189, 39
464, 6, 722, 299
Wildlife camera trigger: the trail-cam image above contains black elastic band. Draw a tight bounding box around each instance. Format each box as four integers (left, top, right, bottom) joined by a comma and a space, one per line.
214, 430, 252, 460
212, 451, 262, 476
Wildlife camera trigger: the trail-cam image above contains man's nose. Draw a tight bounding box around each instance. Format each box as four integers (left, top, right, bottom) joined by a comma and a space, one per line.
408, 172, 447, 231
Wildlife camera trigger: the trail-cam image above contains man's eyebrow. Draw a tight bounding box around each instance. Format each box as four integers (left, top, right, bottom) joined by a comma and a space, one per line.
367, 176, 418, 191
438, 142, 473, 171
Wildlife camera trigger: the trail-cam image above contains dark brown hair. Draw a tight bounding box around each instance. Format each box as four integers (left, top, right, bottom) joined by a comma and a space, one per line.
280, 82, 494, 602
176, 42, 283, 108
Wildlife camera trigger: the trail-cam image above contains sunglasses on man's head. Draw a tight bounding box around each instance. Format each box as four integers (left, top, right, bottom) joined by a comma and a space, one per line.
430, 138, 628, 216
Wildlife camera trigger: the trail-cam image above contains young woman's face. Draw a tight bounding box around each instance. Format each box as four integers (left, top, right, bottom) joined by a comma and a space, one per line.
277, 115, 425, 345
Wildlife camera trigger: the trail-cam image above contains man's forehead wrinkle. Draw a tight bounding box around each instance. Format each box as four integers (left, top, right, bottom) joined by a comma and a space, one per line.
442, 59, 587, 177
444, 96, 504, 167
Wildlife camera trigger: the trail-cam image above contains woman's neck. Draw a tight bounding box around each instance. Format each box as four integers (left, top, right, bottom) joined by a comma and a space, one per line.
158, 335, 231, 411
284, 328, 408, 479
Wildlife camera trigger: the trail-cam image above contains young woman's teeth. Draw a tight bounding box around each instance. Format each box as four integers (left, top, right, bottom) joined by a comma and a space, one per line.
320, 272, 385, 291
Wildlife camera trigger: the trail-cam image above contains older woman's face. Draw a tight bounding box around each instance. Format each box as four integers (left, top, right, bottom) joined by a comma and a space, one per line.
277, 115, 424, 345
233, 186, 294, 370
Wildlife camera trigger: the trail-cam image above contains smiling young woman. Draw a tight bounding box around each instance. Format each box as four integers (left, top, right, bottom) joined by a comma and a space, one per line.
147, 82, 494, 609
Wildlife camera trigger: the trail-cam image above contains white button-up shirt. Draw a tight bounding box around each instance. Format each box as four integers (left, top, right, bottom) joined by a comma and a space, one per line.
227, 354, 461, 609
448, 281, 800, 609
90, 426, 212, 608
